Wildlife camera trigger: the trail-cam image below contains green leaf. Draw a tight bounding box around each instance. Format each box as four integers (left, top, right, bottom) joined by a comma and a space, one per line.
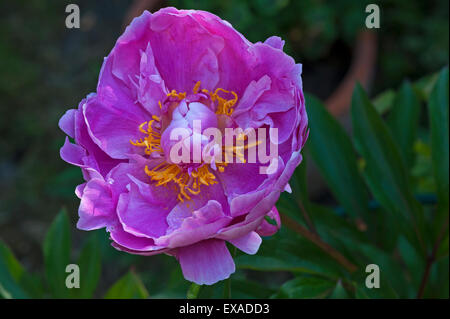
428, 67, 449, 215
75, 233, 101, 298
43, 209, 71, 298
283, 154, 312, 225
0, 241, 24, 282
373, 89, 396, 114
427, 256, 449, 298
397, 236, 424, 294
305, 94, 369, 222
0, 240, 44, 298
414, 72, 439, 102
186, 283, 202, 299
230, 278, 276, 299
308, 204, 368, 262
347, 241, 407, 298
329, 280, 350, 298
272, 276, 336, 299
0, 241, 28, 299
235, 227, 345, 278
354, 280, 398, 299
104, 271, 149, 299
351, 84, 426, 253
388, 81, 421, 168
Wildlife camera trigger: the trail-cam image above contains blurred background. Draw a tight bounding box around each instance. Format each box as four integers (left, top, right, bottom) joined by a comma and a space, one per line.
0, 0, 448, 298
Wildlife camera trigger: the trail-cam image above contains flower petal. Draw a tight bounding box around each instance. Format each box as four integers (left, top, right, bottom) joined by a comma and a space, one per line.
77, 178, 115, 230
177, 239, 235, 285
228, 231, 262, 255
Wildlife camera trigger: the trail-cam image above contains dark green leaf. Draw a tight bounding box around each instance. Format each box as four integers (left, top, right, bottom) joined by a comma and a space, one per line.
187, 283, 202, 299
428, 67, 449, 215
230, 278, 276, 299
0, 240, 24, 281
236, 227, 345, 278
0, 241, 28, 298
373, 89, 396, 114
397, 236, 424, 294
388, 81, 421, 168
272, 276, 335, 299
104, 271, 149, 299
351, 84, 426, 253
348, 241, 407, 298
329, 280, 350, 298
305, 94, 369, 221
43, 209, 71, 298
75, 233, 101, 298
0, 240, 44, 298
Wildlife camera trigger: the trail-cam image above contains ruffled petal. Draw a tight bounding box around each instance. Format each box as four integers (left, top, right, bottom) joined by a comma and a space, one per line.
256, 206, 281, 237
157, 200, 232, 248
177, 239, 235, 285
228, 231, 262, 255
148, 9, 224, 92
77, 178, 115, 230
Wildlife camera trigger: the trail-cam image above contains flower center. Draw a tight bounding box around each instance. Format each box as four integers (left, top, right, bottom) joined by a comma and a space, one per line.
130, 81, 240, 202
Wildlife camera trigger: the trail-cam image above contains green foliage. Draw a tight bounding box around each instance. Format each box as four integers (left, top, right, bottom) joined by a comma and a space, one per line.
75, 233, 101, 298
104, 271, 149, 299
428, 67, 449, 216
43, 209, 72, 298
305, 94, 369, 222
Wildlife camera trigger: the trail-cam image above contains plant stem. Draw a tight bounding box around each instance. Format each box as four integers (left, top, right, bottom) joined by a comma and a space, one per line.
297, 200, 318, 235
280, 213, 358, 273
223, 246, 236, 299
417, 216, 448, 298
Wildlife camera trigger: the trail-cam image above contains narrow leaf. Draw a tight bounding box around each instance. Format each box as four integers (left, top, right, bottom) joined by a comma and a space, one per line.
76, 233, 101, 298
305, 94, 369, 221
351, 84, 426, 253
43, 209, 71, 298
104, 271, 149, 299
428, 67, 449, 215
388, 81, 421, 168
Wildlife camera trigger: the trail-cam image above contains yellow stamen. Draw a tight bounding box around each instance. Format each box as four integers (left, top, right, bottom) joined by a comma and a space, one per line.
145, 163, 217, 202
130, 120, 162, 155
167, 89, 186, 100
193, 81, 201, 94
201, 87, 238, 115
129, 83, 244, 202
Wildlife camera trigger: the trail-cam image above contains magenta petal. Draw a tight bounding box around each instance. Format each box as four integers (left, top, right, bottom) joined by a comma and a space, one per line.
77, 179, 115, 230
256, 206, 281, 237
60, 137, 86, 166
75, 182, 87, 199
148, 9, 224, 92
117, 185, 170, 239
157, 200, 232, 248
177, 239, 235, 285
109, 223, 161, 251
111, 241, 169, 256
58, 109, 76, 138
83, 92, 148, 159
228, 231, 262, 255
264, 36, 285, 50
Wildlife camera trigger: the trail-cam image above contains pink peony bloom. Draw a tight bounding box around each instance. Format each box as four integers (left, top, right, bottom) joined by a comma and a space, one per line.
59, 7, 308, 285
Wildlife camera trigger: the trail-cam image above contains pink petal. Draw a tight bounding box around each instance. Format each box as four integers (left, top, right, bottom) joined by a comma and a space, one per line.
228, 231, 262, 255
77, 178, 115, 230
177, 239, 235, 285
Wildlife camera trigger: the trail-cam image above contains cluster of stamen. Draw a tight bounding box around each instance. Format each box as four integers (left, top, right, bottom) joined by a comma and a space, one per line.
129, 115, 162, 155
130, 81, 248, 202
145, 163, 217, 202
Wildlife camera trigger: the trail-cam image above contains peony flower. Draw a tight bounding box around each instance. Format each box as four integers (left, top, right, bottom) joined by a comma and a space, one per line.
59, 7, 308, 285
